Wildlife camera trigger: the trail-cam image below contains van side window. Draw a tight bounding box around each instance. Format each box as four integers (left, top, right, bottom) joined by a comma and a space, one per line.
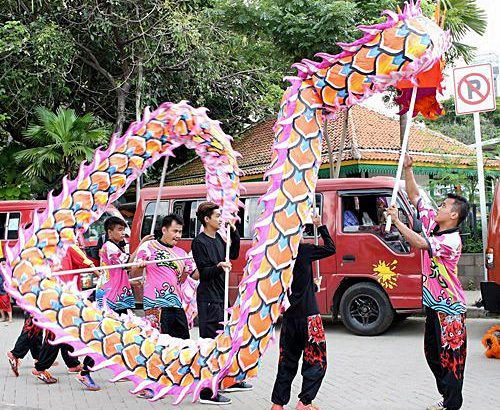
7, 213, 20, 239
241, 197, 264, 239
341, 194, 411, 253
172, 200, 204, 239
141, 201, 170, 238
0, 212, 21, 240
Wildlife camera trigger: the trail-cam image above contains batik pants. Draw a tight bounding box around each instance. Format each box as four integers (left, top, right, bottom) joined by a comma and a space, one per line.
424, 308, 467, 410
10, 314, 43, 360
271, 314, 327, 406
35, 331, 94, 373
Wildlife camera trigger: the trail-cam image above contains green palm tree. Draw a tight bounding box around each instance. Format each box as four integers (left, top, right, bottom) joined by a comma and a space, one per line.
15, 107, 108, 184
438, 0, 487, 62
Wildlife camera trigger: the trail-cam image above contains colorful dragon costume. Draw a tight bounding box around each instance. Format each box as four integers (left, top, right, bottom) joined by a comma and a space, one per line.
2, 1, 450, 403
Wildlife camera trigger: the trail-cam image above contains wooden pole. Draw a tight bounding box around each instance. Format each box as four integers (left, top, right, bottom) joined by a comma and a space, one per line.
51, 255, 193, 277
385, 86, 418, 232
150, 157, 169, 236
224, 226, 231, 323
334, 110, 349, 179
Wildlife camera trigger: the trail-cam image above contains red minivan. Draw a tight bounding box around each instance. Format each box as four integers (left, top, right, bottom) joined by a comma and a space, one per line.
482, 180, 500, 313
130, 177, 425, 336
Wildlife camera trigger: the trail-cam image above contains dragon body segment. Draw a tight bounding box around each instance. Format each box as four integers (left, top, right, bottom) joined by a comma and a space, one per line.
3, 1, 449, 403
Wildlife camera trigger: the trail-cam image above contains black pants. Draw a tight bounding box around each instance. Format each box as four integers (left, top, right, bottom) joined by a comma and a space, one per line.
198, 301, 224, 400
160, 307, 190, 339
424, 308, 467, 410
197, 300, 223, 339
11, 315, 43, 360
35, 340, 80, 371
271, 314, 327, 406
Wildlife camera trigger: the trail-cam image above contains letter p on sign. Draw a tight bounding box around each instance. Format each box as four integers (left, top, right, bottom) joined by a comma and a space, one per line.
453, 64, 496, 115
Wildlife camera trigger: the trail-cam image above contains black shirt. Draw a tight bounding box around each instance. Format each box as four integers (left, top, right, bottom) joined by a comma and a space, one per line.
285, 225, 336, 318
192, 229, 240, 303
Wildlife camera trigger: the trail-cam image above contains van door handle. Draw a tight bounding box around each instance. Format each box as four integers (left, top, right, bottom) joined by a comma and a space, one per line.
343, 255, 356, 262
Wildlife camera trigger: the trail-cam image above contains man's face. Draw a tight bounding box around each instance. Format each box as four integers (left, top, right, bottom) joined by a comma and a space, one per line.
205, 208, 222, 231
435, 198, 458, 225
162, 221, 183, 246
108, 225, 126, 242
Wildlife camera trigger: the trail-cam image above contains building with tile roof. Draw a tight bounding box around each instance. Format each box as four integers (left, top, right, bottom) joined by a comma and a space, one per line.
163, 105, 499, 186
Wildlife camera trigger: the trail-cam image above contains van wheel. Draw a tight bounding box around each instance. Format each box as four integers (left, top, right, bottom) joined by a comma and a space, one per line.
339, 282, 394, 336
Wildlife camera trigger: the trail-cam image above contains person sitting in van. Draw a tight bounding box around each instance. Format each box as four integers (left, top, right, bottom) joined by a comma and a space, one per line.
343, 197, 360, 228
271, 214, 335, 410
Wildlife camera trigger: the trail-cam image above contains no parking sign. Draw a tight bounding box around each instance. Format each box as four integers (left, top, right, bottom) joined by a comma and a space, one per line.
453, 64, 496, 115
452, 63, 496, 280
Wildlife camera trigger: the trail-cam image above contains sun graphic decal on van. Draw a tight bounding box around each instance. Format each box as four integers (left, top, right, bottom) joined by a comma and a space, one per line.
373, 259, 399, 289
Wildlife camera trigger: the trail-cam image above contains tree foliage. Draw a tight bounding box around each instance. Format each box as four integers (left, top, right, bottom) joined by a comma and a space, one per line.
14, 107, 108, 192
0, 0, 491, 199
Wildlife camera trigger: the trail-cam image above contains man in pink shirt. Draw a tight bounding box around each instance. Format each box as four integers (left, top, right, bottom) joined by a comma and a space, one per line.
132, 214, 194, 338
97, 217, 152, 314
387, 155, 469, 410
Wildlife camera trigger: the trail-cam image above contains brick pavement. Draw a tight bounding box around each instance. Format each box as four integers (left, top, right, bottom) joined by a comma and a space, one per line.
0, 312, 498, 410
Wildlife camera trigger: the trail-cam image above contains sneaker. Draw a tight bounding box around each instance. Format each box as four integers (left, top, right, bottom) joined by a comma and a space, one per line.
296, 401, 320, 410
199, 393, 232, 405
222, 382, 254, 393
32, 369, 58, 384
427, 400, 446, 410
67, 365, 83, 374
137, 388, 154, 399
76, 374, 100, 391
7, 351, 20, 377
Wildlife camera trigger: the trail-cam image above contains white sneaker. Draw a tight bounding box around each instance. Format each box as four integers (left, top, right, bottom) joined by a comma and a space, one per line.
426, 400, 445, 410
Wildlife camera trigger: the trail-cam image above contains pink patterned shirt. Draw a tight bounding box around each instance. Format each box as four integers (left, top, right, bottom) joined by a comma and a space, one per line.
417, 198, 466, 314
97, 241, 135, 311
136, 240, 193, 310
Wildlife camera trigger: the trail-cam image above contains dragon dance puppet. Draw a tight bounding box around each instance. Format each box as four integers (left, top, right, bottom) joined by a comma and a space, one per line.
2, 0, 450, 403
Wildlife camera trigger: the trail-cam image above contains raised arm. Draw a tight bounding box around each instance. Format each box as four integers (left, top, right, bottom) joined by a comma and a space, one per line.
386, 205, 428, 250
404, 155, 420, 207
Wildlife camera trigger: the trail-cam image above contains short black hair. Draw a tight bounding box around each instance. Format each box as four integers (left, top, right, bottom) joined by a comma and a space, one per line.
196, 202, 220, 227
104, 216, 127, 233
447, 193, 469, 226
162, 214, 184, 229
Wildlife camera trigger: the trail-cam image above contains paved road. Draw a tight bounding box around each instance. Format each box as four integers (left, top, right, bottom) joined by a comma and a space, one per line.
0, 312, 498, 410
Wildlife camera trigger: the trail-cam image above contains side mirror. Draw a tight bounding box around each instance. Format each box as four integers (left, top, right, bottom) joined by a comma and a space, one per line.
412, 215, 423, 233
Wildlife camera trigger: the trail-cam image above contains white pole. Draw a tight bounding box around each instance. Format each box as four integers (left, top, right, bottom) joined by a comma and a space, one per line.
224, 226, 231, 323
385, 86, 418, 232
473, 112, 488, 280
334, 110, 349, 179
150, 157, 169, 236
51, 255, 193, 277
312, 194, 320, 279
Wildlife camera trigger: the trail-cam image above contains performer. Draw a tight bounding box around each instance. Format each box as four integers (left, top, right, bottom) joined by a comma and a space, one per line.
132, 214, 194, 338
271, 214, 335, 410
192, 201, 251, 405
6, 313, 43, 377
387, 155, 469, 410
32, 244, 100, 390
97, 216, 151, 314
0, 253, 13, 324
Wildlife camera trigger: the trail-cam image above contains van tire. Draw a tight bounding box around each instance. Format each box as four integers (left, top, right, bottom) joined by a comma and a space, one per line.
339, 282, 394, 336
